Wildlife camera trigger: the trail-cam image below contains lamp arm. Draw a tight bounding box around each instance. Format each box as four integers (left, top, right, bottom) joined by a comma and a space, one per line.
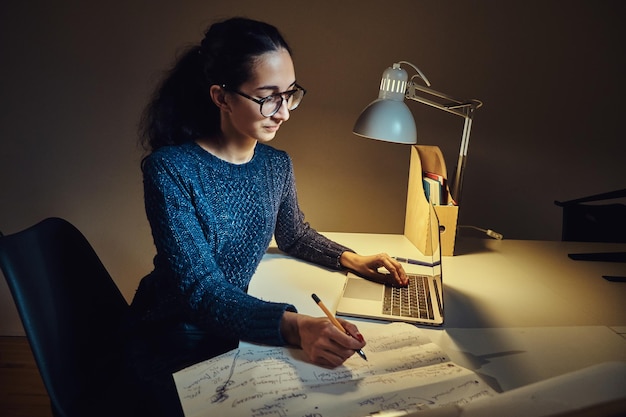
405, 81, 481, 204
407, 82, 482, 118
451, 111, 474, 204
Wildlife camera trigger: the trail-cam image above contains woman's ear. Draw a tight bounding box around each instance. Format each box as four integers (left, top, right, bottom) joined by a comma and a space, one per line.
209, 85, 231, 112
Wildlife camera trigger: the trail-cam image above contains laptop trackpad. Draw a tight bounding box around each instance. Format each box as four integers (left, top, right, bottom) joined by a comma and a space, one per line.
344, 277, 383, 301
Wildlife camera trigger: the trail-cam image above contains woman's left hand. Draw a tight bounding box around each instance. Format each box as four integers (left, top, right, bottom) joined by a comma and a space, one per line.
339, 252, 408, 287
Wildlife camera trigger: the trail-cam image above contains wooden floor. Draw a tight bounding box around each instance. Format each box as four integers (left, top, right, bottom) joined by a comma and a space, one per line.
0, 336, 52, 417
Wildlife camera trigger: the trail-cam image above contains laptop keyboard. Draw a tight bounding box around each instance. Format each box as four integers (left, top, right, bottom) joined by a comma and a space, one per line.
383, 274, 434, 320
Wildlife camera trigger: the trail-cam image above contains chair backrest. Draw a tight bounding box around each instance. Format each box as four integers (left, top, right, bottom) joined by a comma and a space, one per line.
555, 188, 626, 243
0, 217, 131, 417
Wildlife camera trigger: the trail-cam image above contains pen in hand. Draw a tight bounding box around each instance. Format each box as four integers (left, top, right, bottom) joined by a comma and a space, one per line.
311, 293, 367, 361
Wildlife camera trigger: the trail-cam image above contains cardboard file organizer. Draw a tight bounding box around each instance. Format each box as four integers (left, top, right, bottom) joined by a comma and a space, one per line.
404, 145, 459, 256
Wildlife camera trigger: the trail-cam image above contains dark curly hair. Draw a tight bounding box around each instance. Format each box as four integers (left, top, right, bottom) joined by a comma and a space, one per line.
139, 17, 292, 153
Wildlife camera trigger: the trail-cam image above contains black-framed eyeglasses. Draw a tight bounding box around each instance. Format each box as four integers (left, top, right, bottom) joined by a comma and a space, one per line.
222, 84, 307, 117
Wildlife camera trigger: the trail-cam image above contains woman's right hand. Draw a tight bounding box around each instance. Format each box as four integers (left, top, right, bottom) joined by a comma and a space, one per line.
340, 251, 408, 287
280, 311, 365, 368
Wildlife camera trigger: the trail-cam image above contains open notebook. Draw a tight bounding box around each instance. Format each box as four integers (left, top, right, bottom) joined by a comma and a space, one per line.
336, 204, 444, 326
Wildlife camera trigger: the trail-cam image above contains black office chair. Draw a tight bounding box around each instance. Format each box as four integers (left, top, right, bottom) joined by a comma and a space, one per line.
555, 188, 626, 243
555, 189, 626, 265
0, 217, 137, 417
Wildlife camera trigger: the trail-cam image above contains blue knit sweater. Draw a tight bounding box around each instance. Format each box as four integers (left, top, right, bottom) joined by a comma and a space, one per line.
132, 142, 352, 347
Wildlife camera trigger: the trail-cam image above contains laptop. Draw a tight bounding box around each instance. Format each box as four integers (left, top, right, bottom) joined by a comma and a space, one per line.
336, 204, 444, 326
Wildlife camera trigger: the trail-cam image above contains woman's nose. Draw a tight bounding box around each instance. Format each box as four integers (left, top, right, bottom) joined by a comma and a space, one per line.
272, 99, 290, 122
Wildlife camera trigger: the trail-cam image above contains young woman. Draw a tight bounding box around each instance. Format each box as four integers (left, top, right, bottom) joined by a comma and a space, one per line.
127, 17, 407, 416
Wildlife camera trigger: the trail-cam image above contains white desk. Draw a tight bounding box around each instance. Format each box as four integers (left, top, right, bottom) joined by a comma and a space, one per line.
248, 234, 626, 392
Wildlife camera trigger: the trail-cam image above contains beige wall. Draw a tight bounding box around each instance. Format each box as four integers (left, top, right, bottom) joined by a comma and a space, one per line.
1, 0, 625, 334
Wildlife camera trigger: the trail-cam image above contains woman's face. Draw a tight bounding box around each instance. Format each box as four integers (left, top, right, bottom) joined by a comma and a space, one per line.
223, 49, 296, 143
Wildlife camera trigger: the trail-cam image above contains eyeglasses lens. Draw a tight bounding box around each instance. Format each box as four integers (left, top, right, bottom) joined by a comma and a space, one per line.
261, 88, 305, 117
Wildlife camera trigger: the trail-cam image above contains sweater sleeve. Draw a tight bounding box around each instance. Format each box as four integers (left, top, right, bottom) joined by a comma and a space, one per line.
142, 153, 295, 346
273, 155, 354, 269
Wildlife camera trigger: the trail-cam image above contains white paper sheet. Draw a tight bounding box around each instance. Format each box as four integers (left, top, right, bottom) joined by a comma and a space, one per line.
174, 323, 496, 417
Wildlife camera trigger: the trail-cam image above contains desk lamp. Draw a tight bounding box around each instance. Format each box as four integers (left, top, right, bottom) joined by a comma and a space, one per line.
353, 61, 482, 204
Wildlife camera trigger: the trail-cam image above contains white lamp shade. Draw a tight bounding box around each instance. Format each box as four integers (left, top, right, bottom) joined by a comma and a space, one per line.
353, 98, 417, 144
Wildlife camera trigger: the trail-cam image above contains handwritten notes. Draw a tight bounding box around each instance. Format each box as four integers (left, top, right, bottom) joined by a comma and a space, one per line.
173, 323, 496, 417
